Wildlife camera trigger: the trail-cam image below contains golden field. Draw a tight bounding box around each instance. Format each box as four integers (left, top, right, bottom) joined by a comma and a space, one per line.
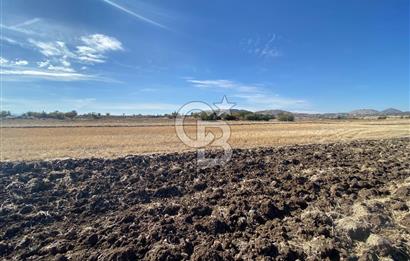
1, 118, 409, 161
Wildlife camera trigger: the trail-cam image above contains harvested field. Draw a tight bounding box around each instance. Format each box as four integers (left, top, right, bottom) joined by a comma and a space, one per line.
1, 119, 409, 161
0, 138, 409, 260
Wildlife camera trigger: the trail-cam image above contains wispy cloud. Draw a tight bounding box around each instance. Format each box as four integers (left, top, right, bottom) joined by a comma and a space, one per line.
28, 39, 74, 57
233, 93, 306, 109
0, 31, 124, 82
1, 55, 98, 81
1, 36, 18, 45
241, 33, 282, 59
0, 22, 37, 36
186, 78, 308, 111
0, 57, 9, 65
76, 34, 123, 64
28, 34, 123, 65
14, 59, 29, 66
0, 69, 94, 81
0, 57, 29, 66
187, 79, 259, 93
102, 0, 167, 29
13, 18, 42, 28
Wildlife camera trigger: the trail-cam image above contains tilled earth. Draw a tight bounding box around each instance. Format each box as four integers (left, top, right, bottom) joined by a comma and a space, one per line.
1, 138, 409, 260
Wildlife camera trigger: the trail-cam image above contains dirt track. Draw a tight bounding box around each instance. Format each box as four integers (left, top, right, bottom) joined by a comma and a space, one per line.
1, 138, 409, 260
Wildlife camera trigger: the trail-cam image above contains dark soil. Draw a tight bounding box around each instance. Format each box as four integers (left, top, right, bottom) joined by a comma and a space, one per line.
1, 138, 409, 260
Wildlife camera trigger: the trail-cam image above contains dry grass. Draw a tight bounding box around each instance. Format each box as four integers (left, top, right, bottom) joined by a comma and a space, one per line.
1, 118, 409, 161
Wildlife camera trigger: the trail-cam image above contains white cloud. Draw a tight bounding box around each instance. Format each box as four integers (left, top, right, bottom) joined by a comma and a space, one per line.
102, 0, 167, 29
47, 65, 75, 73
0, 22, 38, 36
0, 69, 93, 81
3, 21, 123, 81
0, 36, 18, 45
60, 57, 71, 67
13, 18, 42, 28
187, 78, 308, 111
24, 33, 123, 80
75, 46, 105, 63
14, 59, 29, 66
0, 57, 9, 64
76, 34, 123, 64
0, 57, 29, 66
28, 39, 74, 57
233, 93, 306, 108
187, 79, 259, 93
81, 34, 123, 52
37, 60, 50, 68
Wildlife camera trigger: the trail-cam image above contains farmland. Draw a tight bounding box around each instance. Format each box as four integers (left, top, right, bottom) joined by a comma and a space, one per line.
1, 118, 409, 161
1, 137, 409, 260
1, 118, 410, 260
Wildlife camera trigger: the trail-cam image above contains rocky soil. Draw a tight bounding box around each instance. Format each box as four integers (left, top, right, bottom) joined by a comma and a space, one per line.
1, 138, 409, 260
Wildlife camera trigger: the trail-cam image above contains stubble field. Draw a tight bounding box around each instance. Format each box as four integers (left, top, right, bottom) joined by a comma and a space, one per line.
1, 118, 409, 161
1, 118, 410, 260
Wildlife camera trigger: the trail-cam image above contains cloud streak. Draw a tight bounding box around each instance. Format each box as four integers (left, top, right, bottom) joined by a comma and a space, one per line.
187, 78, 308, 111
102, 0, 167, 29
0, 69, 94, 81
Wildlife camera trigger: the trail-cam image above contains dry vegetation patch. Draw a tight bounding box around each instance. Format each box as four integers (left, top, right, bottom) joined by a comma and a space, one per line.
1, 119, 409, 161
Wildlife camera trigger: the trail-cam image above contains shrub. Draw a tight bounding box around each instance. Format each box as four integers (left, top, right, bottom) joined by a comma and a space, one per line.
245, 113, 273, 121
277, 112, 295, 121
166, 111, 179, 119
65, 110, 78, 119
0, 111, 11, 117
199, 112, 220, 121
377, 116, 387, 120
222, 114, 238, 121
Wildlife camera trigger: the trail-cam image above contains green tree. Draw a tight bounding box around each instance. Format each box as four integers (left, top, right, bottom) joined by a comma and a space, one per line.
0, 111, 11, 117
277, 112, 295, 121
65, 110, 78, 119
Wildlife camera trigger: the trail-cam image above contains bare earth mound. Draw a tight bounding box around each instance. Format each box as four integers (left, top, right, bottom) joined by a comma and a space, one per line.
1, 138, 409, 260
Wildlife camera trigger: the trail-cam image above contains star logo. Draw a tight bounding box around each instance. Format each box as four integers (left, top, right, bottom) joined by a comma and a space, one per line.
214, 95, 236, 116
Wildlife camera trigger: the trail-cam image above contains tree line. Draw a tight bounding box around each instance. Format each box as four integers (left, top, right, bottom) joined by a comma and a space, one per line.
1, 110, 295, 121
189, 111, 295, 121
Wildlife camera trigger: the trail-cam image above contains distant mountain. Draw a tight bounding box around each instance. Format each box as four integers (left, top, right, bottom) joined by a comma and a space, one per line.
381, 108, 403, 115
229, 109, 253, 114
255, 109, 291, 116
231, 107, 409, 119
349, 109, 379, 116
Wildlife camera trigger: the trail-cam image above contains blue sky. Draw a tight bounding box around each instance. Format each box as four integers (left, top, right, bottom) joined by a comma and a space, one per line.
1, 0, 409, 114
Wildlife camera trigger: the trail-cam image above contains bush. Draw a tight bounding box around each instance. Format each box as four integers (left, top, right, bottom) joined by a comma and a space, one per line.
199, 112, 220, 121
65, 110, 78, 119
377, 116, 387, 120
277, 112, 295, 121
244, 113, 273, 121
222, 114, 238, 121
166, 111, 179, 119
0, 111, 11, 117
